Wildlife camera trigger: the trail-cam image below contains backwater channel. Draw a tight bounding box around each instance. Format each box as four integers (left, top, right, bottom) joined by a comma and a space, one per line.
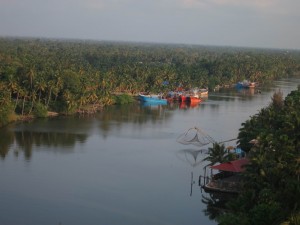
0, 77, 299, 225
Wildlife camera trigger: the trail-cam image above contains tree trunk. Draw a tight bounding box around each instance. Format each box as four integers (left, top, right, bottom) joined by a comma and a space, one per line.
22, 97, 26, 115
47, 88, 52, 107
14, 93, 19, 110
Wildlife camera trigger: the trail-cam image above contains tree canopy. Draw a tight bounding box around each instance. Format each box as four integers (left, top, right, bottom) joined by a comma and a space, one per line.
218, 87, 300, 225
0, 37, 299, 126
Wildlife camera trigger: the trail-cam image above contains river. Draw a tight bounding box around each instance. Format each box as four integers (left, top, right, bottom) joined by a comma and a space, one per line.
0, 77, 299, 225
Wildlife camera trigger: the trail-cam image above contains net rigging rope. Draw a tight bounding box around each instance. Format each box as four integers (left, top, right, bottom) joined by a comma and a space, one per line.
177, 126, 238, 147
176, 127, 216, 147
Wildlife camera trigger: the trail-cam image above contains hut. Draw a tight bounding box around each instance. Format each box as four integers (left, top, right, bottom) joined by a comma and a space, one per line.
200, 158, 249, 194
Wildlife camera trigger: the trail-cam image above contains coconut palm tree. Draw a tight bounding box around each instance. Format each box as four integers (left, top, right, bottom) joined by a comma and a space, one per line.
35, 78, 47, 103
202, 143, 235, 166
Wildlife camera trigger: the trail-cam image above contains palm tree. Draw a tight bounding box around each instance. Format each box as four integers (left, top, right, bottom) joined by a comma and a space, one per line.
202, 143, 234, 166
7, 75, 18, 101
63, 90, 76, 113
46, 80, 55, 107
54, 76, 63, 102
19, 88, 28, 115
26, 66, 35, 90
35, 78, 47, 103
13, 83, 22, 111
28, 89, 37, 114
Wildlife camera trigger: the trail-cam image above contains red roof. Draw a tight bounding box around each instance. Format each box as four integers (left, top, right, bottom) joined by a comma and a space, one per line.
210, 158, 249, 173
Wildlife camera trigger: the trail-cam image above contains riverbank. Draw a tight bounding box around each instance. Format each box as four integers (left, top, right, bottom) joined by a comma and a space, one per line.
1, 77, 299, 225
14, 111, 59, 123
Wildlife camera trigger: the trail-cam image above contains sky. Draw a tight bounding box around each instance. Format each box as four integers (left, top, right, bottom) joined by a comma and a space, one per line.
0, 0, 299, 50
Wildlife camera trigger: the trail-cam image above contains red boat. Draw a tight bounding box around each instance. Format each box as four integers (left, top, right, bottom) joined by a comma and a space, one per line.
187, 96, 202, 103
179, 95, 187, 102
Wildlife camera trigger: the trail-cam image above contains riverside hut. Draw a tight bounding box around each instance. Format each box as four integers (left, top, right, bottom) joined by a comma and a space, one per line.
200, 158, 249, 194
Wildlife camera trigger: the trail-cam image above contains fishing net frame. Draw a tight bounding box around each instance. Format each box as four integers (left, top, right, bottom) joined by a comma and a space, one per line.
176, 127, 216, 147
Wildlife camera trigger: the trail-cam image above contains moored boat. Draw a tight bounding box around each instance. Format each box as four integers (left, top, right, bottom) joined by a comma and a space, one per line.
166, 91, 180, 102
187, 96, 202, 103
236, 80, 256, 88
199, 88, 208, 96
248, 82, 256, 88
138, 94, 167, 104
141, 101, 167, 106
178, 95, 188, 102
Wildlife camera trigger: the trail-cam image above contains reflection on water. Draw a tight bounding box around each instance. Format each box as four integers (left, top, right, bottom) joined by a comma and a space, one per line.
0, 127, 88, 160
0, 128, 14, 158
0, 77, 299, 225
178, 102, 201, 109
176, 148, 209, 168
1, 100, 205, 160
0, 103, 174, 160
140, 101, 167, 107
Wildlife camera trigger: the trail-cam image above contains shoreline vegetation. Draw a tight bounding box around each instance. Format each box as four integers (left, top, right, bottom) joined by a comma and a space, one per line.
0, 37, 300, 127
216, 88, 300, 225
0, 37, 299, 224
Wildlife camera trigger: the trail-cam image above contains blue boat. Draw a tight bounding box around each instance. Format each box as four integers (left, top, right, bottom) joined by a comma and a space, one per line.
236, 80, 256, 89
138, 94, 168, 104
141, 101, 167, 107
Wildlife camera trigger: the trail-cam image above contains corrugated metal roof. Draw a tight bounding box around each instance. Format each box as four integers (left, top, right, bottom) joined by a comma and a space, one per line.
210, 158, 249, 172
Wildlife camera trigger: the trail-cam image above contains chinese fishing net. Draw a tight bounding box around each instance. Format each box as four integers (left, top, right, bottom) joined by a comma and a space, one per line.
176, 127, 216, 147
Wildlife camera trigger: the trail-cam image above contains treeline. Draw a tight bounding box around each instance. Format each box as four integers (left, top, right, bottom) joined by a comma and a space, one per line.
218, 88, 300, 225
0, 37, 300, 126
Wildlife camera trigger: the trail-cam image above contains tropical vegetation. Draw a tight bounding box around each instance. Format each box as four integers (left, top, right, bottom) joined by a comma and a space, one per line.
203, 143, 237, 166
1, 36, 300, 223
0, 37, 300, 127
217, 88, 300, 225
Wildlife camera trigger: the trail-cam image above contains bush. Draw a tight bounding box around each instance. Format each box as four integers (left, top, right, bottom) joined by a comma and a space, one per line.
0, 103, 15, 127
33, 102, 48, 118
113, 94, 134, 105
218, 213, 250, 225
249, 203, 281, 225
49, 100, 76, 115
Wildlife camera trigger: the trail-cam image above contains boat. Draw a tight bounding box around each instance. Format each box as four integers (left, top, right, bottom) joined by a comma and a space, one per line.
187, 95, 202, 103
172, 88, 206, 102
186, 91, 202, 103
248, 82, 256, 88
166, 91, 180, 102
138, 94, 168, 104
236, 80, 256, 89
178, 95, 187, 102
141, 101, 167, 106
199, 88, 208, 96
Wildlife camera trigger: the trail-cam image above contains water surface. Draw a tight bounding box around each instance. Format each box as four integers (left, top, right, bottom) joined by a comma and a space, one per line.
0, 77, 299, 225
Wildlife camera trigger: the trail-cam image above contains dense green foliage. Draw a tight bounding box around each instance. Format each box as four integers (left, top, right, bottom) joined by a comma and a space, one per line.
218, 88, 300, 225
33, 102, 48, 118
203, 143, 237, 166
113, 94, 134, 105
0, 37, 300, 126
0, 82, 16, 126
0, 101, 15, 127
